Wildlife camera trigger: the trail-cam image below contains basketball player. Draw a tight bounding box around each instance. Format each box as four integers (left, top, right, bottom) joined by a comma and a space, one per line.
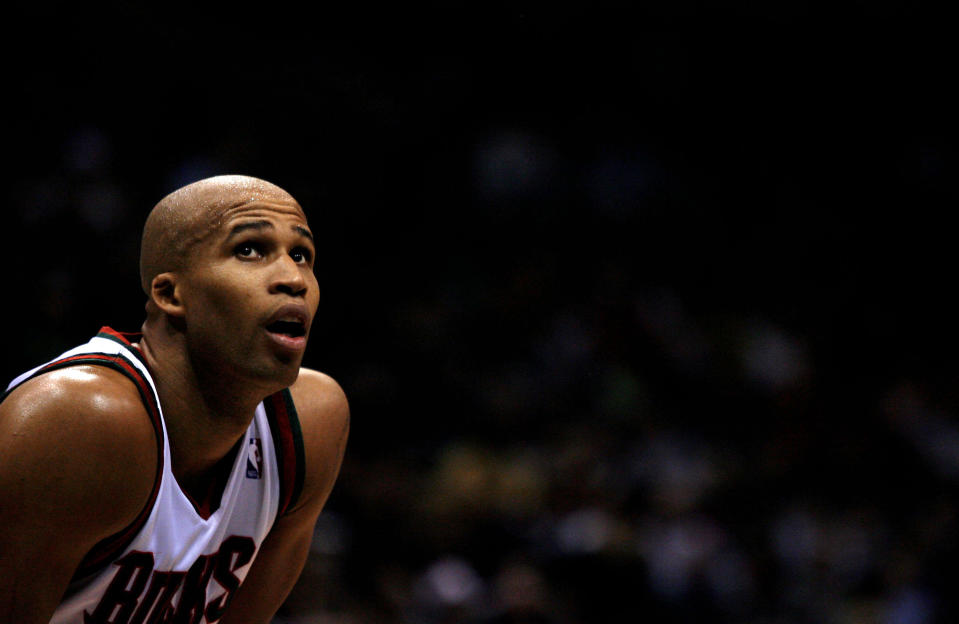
0, 175, 350, 623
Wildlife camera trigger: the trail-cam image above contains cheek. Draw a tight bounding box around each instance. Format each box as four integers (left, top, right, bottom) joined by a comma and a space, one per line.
217, 288, 256, 319
309, 277, 321, 310
190, 274, 254, 321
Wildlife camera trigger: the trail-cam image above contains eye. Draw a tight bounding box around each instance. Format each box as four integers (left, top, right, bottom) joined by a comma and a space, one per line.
291, 247, 313, 265
235, 242, 263, 259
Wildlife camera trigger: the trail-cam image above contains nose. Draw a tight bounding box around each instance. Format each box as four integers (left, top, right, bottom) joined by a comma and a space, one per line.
270, 254, 308, 297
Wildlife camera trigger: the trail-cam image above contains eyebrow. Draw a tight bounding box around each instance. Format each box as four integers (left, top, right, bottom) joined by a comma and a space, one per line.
294, 225, 314, 243
225, 220, 314, 243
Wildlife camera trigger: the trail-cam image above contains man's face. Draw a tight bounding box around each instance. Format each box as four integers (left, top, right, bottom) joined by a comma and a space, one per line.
176, 193, 320, 388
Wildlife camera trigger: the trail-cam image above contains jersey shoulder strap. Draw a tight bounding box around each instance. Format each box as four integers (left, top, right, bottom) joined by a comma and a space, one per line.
263, 388, 306, 517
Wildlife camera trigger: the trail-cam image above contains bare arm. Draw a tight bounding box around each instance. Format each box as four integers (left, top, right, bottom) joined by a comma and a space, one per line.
220, 369, 350, 624
0, 367, 156, 624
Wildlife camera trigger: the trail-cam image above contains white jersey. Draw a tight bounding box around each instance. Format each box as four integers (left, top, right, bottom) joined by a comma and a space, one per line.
3, 327, 305, 623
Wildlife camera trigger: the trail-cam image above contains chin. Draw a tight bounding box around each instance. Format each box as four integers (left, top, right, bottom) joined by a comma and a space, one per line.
271, 357, 304, 387
276, 366, 302, 388
242, 358, 302, 392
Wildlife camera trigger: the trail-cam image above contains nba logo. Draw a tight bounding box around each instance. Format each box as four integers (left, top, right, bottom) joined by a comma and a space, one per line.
247, 438, 262, 479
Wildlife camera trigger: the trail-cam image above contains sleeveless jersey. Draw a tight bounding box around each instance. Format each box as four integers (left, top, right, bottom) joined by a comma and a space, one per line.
2, 327, 305, 623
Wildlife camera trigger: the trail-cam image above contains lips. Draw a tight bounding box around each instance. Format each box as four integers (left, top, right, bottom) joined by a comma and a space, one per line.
264, 304, 310, 347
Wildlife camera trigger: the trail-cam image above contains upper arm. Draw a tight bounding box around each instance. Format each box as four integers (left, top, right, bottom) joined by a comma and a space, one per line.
286, 368, 350, 518
0, 367, 157, 623
219, 368, 349, 624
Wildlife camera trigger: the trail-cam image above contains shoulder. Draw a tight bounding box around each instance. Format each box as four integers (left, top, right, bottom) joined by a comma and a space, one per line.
288, 368, 350, 426
0, 365, 158, 534
284, 368, 350, 515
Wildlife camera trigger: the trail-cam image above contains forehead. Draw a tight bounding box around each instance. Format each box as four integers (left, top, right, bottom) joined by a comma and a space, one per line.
217, 199, 308, 227
180, 188, 311, 261
201, 187, 310, 237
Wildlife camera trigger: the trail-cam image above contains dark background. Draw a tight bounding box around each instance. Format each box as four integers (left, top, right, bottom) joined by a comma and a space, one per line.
6, 3, 959, 622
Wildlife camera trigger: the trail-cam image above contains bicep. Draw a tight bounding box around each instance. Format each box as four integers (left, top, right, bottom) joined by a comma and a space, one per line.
0, 408, 105, 621
0, 503, 95, 624
0, 489, 90, 624
0, 373, 155, 622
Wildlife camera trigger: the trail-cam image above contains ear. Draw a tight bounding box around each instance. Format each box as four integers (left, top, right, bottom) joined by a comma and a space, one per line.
150, 272, 185, 318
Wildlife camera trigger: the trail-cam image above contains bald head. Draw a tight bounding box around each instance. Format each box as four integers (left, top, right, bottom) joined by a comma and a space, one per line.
139, 175, 302, 294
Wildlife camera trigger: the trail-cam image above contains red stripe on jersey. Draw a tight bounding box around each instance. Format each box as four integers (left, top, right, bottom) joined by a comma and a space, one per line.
265, 390, 305, 518
97, 326, 135, 344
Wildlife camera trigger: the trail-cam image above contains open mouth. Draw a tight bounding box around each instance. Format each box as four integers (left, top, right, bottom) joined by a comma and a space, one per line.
266, 320, 306, 338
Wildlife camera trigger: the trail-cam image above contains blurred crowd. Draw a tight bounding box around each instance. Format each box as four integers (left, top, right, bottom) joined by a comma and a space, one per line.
7, 5, 959, 623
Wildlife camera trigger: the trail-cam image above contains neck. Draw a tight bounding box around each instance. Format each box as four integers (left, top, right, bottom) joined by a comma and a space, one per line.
136, 321, 275, 484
